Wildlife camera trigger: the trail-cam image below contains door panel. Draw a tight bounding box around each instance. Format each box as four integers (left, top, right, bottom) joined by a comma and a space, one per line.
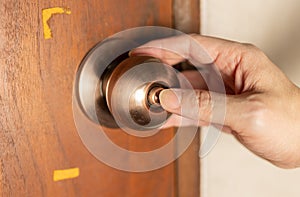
0, 0, 199, 196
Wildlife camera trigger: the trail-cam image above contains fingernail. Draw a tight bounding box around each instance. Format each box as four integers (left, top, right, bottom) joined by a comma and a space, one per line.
128, 49, 147, 57
159, 89, 182, 110
128, 49, 140, 56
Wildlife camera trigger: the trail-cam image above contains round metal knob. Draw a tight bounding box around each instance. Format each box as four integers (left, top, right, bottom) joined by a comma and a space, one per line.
104, 56, 180, 131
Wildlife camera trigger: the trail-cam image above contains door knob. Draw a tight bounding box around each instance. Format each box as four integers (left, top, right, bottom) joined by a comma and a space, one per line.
75, 47, 179, 131
103, 55, 180, 130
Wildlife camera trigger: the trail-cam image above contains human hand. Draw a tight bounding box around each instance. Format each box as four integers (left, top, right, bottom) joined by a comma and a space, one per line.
130, 34, 300, 168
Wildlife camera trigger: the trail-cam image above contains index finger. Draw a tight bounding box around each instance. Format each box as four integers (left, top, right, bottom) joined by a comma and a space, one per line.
130, 34, 244, 73
130, 34, 243, 111
130, 34, 215, 65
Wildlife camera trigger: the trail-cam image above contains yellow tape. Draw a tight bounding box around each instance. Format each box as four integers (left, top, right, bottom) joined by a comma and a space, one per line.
42, 7, 71, 39
53, 167, 79, 181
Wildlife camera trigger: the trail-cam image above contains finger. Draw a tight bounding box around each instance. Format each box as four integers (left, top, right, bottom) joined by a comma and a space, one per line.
130, 47, 184, 66
130, 34, 247, 79
181, 70, 208, 89
161, 114, 209, 128
159, 88, 243, 128
130, 34, 214, 65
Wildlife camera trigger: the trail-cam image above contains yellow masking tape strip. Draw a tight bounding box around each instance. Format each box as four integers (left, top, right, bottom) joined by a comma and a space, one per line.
42, 7, 71, 39
53, 168, 79, 181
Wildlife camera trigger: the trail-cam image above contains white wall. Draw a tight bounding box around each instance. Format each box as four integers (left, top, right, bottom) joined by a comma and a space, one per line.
201, 0, 300, 197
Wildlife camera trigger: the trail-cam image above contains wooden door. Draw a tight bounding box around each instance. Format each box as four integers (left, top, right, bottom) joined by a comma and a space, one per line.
0, 0, 199, 196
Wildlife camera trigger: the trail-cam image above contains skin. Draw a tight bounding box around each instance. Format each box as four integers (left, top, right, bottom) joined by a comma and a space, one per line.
130, 34, 300, 169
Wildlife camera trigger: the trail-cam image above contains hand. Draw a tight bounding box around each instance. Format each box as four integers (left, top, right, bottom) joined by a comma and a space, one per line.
130, 34, 300, 168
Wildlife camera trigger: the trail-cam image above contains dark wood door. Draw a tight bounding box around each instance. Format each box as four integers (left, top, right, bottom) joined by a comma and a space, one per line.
0, 0, 199, 196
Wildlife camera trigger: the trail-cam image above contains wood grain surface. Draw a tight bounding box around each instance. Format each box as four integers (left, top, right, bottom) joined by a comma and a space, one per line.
0, 0, 199, 196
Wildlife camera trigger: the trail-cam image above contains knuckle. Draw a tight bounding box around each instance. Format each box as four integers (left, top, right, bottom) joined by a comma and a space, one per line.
196, 90, 212, 120
242, 43, 265, 56
197, 91, 211, 109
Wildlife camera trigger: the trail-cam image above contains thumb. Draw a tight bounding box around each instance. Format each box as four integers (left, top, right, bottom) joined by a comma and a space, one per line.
159, 89, 241, 127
